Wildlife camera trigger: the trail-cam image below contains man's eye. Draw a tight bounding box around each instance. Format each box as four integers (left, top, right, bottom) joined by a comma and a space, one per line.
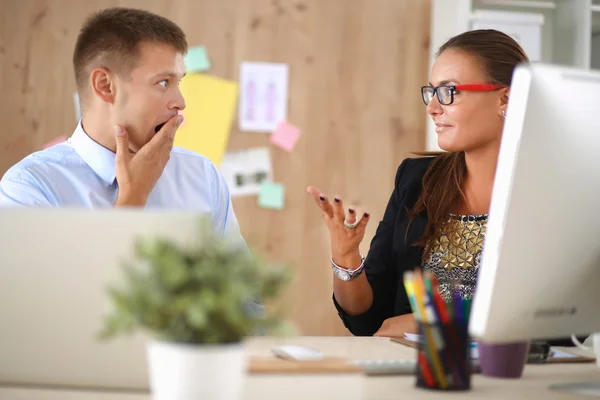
159, 80, 168, 88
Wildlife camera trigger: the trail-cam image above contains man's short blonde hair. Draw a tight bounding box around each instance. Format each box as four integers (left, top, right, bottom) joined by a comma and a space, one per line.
73, 7, 188, 102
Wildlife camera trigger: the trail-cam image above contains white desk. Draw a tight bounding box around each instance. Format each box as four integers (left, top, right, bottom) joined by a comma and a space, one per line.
0, 337, 598, 400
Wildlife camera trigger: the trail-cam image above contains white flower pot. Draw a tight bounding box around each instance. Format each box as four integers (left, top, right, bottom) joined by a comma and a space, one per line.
147, 340, 246, 400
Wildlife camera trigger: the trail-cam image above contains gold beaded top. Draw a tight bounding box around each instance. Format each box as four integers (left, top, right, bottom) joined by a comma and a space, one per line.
422, 214, 488, 302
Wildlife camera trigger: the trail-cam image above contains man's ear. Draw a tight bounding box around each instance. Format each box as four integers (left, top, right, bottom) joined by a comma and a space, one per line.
90, 67, 116, 104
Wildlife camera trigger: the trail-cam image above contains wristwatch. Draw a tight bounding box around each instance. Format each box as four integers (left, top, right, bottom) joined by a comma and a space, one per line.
331, 255, 366, 281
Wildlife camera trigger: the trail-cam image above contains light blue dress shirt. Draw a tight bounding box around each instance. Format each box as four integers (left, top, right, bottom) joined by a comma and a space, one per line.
0, 121, 242, 238
0, 121, 266, 327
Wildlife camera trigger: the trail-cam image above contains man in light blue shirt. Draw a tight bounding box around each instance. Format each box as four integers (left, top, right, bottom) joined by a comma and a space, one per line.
0, 8, 265, 325
0, 120, 242, 238
0, 8, 241, 240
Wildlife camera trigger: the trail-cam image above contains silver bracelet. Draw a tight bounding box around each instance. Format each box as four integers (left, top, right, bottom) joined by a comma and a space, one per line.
330, 255, 366, 281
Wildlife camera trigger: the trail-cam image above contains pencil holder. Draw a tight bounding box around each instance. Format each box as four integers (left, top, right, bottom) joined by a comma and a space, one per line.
415, 321, 471, 391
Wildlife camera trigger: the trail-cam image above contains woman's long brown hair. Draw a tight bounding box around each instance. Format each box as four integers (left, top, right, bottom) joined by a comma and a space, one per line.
408, 30, 529, 259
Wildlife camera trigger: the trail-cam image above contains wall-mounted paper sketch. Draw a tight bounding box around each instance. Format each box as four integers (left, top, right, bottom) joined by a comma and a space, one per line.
220, 147, 273, 197
471, 10, 543, 62
239, 62, 289, 132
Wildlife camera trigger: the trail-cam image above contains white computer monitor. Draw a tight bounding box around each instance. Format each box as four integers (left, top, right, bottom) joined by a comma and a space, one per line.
469, 63, 600, 345
0, 208, 204, 391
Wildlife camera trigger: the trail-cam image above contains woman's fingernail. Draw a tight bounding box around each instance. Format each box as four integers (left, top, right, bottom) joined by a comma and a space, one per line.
349, 209, 355, 214
334, 198, 340, 203
364, 213, 370, 218
319, 196, 325, 201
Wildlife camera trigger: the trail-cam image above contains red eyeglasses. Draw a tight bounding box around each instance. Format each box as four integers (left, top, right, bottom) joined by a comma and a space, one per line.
421, 84, 504, 106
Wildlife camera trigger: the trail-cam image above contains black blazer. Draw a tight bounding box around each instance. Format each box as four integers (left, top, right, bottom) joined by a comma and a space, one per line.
332, 156, 583, 347
333, 156, 435, 336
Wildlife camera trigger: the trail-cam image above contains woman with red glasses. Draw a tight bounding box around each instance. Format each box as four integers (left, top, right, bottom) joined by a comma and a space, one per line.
307, 29, 528, 337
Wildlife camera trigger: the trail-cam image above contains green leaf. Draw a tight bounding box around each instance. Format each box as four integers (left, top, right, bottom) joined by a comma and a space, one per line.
185, 302, 208, 329
98, 216, 293, 344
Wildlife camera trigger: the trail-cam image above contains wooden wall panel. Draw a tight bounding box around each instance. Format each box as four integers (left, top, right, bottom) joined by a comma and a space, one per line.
0, 0, 431, 336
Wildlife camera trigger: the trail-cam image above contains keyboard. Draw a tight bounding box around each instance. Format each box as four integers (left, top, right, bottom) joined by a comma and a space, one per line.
350, 359, 417, 375
350, 358, 481, 375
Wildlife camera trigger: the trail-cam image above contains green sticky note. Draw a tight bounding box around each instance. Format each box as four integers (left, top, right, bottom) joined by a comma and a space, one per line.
258, 183, 285, 210
184, 46, 211, 72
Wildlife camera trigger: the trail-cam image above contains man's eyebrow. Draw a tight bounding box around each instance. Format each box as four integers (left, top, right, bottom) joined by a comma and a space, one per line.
152, 71, 187, 79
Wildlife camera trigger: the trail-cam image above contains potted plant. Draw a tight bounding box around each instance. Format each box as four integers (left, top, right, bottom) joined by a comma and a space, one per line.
98, 218, 292, 400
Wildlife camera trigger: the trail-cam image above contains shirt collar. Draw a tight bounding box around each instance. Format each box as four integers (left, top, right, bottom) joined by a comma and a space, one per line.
71, 120, 117, 185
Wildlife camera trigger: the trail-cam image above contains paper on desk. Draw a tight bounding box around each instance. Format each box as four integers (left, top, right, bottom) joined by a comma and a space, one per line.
403, 333, 421, 343
174, 74, 238, 166
550, 349, 579, 359
220, 147, 273, 197
239, 62, 289, 132
403, 334, 586, 362
184, 45, 211, 72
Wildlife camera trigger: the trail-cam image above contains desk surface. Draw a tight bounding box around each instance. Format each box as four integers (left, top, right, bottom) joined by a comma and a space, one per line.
0, 336, 598, 400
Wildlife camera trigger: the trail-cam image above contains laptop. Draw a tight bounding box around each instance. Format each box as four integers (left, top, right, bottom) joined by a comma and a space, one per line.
0, 208, 203, 391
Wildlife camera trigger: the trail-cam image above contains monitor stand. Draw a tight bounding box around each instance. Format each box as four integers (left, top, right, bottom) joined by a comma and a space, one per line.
550, 381, 600, 397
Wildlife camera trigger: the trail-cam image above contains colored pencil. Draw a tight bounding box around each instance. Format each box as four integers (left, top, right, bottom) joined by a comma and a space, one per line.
403, 269, 470, 389
413, 269, 448, 388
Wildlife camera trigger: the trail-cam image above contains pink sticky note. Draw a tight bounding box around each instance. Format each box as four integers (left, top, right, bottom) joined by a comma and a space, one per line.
270, 121, 301, 152
43, 136, 67, 150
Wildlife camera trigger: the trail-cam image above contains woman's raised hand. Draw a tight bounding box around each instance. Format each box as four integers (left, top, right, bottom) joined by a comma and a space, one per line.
307, 186, 370, 263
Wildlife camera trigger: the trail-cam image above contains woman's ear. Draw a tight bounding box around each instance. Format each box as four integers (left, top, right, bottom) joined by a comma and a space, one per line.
499, 87, 510, 117
501, 87, 510, 106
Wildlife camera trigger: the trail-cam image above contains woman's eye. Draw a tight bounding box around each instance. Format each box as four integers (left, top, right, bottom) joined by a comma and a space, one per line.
159, 80, 168, 88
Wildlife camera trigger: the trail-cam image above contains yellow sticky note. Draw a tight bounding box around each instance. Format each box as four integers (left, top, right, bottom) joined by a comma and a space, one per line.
175, 74, 238, 166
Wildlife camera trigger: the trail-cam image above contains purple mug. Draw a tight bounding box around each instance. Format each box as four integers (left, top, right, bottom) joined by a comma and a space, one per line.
477, 340, 530, 379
